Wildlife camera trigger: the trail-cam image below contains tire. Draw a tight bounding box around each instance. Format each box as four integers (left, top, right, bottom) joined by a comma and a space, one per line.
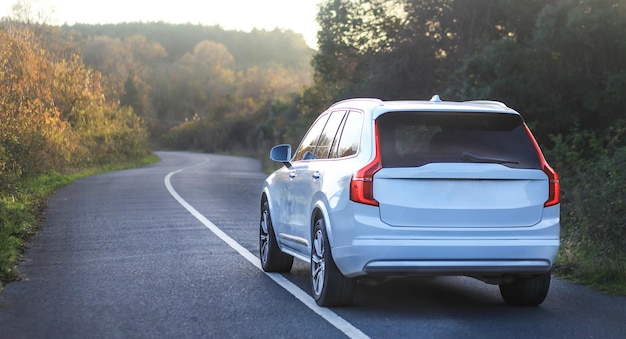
259, 200, 293, 272
499, 272, 551, 306
311, 218, 355, 307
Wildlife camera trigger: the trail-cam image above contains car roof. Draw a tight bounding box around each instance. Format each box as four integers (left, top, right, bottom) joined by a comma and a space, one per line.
327, 95, 520, 117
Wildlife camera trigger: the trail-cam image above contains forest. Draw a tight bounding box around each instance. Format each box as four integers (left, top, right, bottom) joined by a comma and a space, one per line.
1, 0, 625, 293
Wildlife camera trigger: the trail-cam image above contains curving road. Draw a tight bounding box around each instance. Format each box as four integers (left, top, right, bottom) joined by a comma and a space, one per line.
0, 151, 624, 338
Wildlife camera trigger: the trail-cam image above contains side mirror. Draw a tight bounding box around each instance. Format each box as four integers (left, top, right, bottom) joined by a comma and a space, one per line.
270, 144, 292, 168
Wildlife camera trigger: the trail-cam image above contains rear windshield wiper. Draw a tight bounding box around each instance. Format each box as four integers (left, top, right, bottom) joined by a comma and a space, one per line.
461, 152, 520, 165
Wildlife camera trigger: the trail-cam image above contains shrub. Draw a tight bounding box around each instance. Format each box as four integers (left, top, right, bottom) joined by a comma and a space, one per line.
546, 121, 626, 293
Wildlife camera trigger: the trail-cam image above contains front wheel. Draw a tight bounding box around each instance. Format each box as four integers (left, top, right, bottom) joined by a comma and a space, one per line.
311, 218, 355, 307
499, 272, 551, 306
259, 200, 293, 272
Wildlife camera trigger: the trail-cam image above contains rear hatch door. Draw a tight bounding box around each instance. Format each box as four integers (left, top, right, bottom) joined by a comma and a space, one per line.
374, 110, 546, 228
375, 164, 548, 227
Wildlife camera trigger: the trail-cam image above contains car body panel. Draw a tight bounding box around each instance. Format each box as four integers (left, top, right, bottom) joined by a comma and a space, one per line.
375, 164, 548, 227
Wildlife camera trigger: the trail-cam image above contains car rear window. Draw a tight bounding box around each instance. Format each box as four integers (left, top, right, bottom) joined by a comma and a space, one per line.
377, 111, 541, 169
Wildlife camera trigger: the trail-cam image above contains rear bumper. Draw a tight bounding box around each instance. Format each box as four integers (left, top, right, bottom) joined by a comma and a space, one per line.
333, 238, 558, 278
364, 259, 552, 275
328, 204, 560, 278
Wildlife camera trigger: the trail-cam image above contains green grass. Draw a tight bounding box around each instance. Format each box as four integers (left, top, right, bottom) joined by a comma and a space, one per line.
553, 265, 626, 296
0, 154, 160, 290
554, 246, 626, 296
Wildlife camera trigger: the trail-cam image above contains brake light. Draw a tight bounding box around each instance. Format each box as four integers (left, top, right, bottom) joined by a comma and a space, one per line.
350, 123, 382, 206
542, 163, 560, 207
524, 124, 560, 207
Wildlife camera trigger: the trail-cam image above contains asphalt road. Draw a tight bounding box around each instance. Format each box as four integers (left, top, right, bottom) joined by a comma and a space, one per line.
0, 151, 624, 338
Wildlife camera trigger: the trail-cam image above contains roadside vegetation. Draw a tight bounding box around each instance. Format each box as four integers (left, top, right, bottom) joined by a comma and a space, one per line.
546, 124, 625, 295
0, 24, 156, 287
1, 0, 624, 294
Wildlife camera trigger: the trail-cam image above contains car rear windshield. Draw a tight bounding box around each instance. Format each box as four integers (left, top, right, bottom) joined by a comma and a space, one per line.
377, 111, 541, 169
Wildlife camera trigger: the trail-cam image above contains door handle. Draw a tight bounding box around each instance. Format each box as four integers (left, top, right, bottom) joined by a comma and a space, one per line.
312, 171, 321, 179
289, 171, 297, 178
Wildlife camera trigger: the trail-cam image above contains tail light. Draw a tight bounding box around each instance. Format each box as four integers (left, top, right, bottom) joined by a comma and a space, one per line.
524, 124, 560, 207
542, 163, 560, 207
350, 122, 382, 206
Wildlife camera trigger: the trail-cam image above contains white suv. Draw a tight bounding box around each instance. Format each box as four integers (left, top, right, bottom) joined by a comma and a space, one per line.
259, 96, 560, 307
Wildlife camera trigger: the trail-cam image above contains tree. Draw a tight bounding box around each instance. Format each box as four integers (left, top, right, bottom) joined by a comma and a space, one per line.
7, 0, 56, 25
454, 0, 626, 138
532, 0, 626, 131
171, 40, 236, 121
0, 28, 74, 177
120, 73, 143, 116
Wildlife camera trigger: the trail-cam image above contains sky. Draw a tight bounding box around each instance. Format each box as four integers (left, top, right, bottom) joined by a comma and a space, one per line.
0, 0, 324, 48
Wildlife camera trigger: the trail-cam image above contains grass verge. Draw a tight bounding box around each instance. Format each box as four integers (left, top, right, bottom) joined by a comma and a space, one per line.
554, 248, 626, 296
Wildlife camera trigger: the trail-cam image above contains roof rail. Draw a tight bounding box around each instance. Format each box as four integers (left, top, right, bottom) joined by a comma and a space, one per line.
464, 100, 508, 108
329, 98, 383, 108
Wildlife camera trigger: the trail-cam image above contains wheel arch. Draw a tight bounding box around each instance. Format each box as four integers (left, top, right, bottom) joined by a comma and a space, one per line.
260, 187, 273, 213
310, 201, 335, 247
260, 189, 279, 242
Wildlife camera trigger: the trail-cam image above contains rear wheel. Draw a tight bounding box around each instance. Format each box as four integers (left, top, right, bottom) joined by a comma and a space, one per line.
311, 218, 355, 307
499, 272, 551, 306
259, 200, 293, 272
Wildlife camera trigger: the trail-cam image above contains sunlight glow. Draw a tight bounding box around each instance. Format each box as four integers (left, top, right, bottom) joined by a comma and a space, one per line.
0, 0, 323, 48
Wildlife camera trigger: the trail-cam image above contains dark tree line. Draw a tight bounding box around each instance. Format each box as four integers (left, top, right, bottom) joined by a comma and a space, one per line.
71, 22, 313, 68
308, 0, 625, 142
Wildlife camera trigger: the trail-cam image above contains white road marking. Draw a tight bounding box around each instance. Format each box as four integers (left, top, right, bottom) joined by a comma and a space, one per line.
164, 159, 370, 339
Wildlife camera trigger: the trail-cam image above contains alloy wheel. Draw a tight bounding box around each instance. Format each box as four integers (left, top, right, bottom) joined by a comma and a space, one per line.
311, 229, 326, 297
259, 209, 270, 265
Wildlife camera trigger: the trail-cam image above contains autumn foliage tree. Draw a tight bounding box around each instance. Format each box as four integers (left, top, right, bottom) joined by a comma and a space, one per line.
0, 28, 74, 181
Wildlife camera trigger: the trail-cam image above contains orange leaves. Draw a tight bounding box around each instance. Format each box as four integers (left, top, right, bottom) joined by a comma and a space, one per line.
1, 29, 71, 174
0, 25, 150, 181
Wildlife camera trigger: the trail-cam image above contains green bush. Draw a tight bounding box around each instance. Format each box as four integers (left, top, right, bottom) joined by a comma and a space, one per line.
0, 174, 56, 282
76, 106, 151, 166
546, 121, 626, 294
0, 199, 24, 281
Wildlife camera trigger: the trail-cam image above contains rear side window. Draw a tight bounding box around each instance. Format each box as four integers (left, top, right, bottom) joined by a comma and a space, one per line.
314, 110, 346, 159
293, 113, 330, 161
331, 111, 363, 158
293, 110, 347, 161
377, 112, 541, 169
